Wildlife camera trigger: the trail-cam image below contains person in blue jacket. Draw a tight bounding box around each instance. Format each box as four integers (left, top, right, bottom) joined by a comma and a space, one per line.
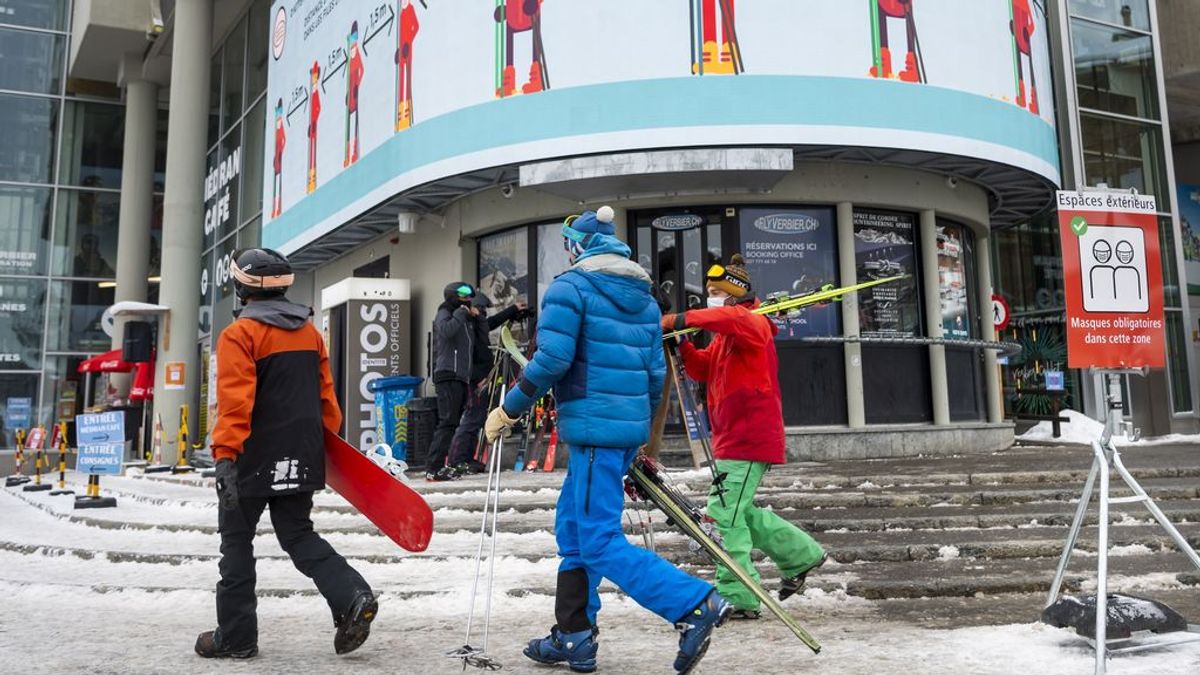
485, 206, 730, 675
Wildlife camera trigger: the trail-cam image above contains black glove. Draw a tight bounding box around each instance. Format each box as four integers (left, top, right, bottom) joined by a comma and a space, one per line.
214, 459, 239, 513
514, 307, 534, 321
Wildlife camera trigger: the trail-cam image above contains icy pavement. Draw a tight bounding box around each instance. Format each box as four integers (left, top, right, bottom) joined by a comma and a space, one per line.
1, 465, 1199, 674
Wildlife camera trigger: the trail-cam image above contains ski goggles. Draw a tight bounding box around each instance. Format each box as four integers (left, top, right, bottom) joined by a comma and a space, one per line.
562, 215, 591, 252
706, 264, 750, 291
454, 284, 475, 299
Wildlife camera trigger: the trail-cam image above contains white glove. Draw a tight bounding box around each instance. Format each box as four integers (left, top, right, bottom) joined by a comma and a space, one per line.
484, 406, 518, 443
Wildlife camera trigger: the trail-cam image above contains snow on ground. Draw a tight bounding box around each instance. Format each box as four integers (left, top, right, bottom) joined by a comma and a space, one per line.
1017, 409, 1200, 447
3, 472, 1200, 674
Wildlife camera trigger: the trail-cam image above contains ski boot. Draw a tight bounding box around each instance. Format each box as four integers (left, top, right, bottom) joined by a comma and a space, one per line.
524, 626, 599, 673
780, 552, 828, 601
1029, 85, 1040, 115
334, 590, 378, 655
728, 608, 761, 620
522, 61, 544, 94
396, 100, 412, 131
1015, 79, 1027, 109
673, 590, 731, 675
426, 466, 459, 482
869, 47, 892, 79
694, 40, 720, 75
194, 630, 258, 659
497, 65, 517, 98
898, 50, 920, 82
452, 460, 487, 476
709, 41, 736, 75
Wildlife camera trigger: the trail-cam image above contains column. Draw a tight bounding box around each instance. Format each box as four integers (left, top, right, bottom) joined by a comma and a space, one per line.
837, 202, 865, 427
919, 210, 950, 425
976, 233, 1003, 424
153, 0, 212, 463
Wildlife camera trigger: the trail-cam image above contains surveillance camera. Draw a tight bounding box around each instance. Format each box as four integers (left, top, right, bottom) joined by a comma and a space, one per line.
946, 176, 959, 189
500, 184, 516, 199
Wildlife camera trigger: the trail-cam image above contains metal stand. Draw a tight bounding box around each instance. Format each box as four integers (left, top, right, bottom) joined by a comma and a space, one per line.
1045, 369, 1200, 673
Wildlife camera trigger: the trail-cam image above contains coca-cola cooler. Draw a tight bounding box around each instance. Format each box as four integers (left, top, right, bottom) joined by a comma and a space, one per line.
320, 278, 412, 452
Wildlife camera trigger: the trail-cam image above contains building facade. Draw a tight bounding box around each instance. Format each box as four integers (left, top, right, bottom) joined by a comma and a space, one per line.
1, 0, 1192, 459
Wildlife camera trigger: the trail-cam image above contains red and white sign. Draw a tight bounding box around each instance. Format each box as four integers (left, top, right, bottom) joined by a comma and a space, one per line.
1057, 190, 1165, 368
25, 427, 45, 451
992, 294, 1011, 332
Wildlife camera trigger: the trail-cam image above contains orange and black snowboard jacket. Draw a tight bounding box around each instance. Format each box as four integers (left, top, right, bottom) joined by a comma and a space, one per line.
213, 299, 341, 497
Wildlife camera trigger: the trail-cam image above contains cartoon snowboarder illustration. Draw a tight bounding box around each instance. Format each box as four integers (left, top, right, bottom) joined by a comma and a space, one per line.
494, 0, 549, 98
395, 0, 420, 131
1010, 0, 1039, 114
345, 21, 365, 167
689, 0, 742, 75
868, 0, 924, 83
307, 61, 321, 194
271, 98, 285, 218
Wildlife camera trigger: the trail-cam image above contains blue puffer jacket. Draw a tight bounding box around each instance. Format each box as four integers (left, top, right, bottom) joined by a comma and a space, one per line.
503, 235, 665, 449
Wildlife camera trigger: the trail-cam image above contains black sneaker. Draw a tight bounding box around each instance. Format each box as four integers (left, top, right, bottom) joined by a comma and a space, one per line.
779, 552, 829, 601
194, 630, 257, 659
334, 591, 378, 655
453, 460, 488, 475
425, 466, 459, 482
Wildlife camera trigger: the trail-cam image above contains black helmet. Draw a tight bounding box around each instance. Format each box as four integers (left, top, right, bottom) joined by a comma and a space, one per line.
231, 248, 293, 303
443, 281, 475, 304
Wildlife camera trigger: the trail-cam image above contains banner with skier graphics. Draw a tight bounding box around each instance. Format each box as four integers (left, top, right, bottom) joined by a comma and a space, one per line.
264, 0, 1057, 253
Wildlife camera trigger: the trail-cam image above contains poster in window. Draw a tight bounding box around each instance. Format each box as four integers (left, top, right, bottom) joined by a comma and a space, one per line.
0, 278, 45, 370
853, 209, 920, 337
738, 207, 840, 339
537, 222, 573, 308
937, 222, 970, 339
478, 227, 529, 342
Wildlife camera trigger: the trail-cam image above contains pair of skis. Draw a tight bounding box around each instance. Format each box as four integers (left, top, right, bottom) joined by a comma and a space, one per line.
500, 324, 558, 472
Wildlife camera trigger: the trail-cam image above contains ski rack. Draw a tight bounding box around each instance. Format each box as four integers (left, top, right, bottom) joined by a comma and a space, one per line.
1045, 368, 1200, 674
798, 334, 1023, 356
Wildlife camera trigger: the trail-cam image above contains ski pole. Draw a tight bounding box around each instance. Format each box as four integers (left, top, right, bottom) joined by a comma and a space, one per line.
664, 339, 725, 505
717, 0, 744, 73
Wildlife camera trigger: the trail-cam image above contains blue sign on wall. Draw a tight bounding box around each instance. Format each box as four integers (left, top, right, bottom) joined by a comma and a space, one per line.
75, 412, 124, 475
5, 397, 31, 429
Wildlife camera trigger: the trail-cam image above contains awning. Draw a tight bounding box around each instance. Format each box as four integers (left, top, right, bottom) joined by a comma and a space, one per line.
130, 360, 155, 402
77, 349, 135, 374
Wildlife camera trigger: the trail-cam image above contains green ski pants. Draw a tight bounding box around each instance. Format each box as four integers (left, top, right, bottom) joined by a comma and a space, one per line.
707, 459, 825, 610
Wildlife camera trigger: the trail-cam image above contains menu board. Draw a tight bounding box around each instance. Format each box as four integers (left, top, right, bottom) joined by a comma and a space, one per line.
853, 209, 920, 337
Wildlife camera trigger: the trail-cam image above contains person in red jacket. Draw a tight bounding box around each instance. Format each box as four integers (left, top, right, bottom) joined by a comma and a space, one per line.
307, 61, 321, 194
869, 0, 921, 83
661, 254, 826, 619
1011, 0, 1038, 114
395, 0, 419, 131
494, 0, 546, 97
344, 21, 365, 167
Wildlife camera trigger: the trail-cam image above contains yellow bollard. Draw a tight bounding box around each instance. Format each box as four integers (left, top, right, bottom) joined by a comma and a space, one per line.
172, 404, 195, 474
22, 426, 51, 492
50, 421, 73, 496
5, 428, 30, 487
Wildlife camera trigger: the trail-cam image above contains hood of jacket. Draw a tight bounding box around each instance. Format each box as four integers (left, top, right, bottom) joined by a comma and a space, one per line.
570, 248, 654, 315
235, 299, 313, 330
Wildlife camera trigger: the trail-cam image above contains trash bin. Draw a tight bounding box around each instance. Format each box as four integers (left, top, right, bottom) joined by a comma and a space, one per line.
368, 376, 424, 462
406, 397, 438, 471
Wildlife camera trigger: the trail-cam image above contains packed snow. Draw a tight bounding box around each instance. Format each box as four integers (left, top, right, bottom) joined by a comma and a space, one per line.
1017, 409, 1200, 447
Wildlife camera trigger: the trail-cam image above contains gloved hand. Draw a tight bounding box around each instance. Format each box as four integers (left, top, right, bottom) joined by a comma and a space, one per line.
484, 406, 518, 443
214, 459, 239, 513
661, 313, 687, 334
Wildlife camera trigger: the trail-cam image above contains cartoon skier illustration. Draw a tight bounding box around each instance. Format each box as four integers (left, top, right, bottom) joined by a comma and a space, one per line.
395, 0, 420, 131
307, 61, 321, 194
494, 0, 549, 98
690, 0, 742, 75
345, 21, 365, 167
1010, 0, 1039, 114
271, 99, 285, 218
868, 0, 924, 83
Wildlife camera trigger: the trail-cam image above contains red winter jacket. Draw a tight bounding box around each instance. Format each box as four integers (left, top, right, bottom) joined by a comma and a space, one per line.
678, 301, 786, 464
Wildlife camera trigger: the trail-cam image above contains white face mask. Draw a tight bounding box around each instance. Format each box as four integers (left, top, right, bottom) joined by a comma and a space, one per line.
706, 296, 728, 309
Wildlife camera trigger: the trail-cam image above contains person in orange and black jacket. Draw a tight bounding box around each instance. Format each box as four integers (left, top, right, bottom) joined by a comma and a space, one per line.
195, 248, 376, 660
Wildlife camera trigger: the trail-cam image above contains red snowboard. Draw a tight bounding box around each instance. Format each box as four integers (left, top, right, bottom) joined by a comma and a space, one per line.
324, 429, 434, 552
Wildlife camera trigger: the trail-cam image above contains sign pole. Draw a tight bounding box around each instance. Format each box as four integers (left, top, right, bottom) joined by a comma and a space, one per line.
49, 421, 73, 496
4, 428, 30, 487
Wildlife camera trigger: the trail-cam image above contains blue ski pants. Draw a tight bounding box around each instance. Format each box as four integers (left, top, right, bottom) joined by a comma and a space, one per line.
554, 446, 712, 628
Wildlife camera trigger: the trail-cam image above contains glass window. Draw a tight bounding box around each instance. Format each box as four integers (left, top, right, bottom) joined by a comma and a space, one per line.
217, 122, 242, 241
0, 277, 46, 371
1069, 0, 1150, 31
155, 108, 169, 192
991, 215, 1065, 315
1165, 311, 1193, 413
47, 280, 113, 353
0, 0, 69, 31
1071, 20, 1158, 120
478, 227, 530, 342
635, 227, 652, 276
199, 248, 215, 338
240, 215, 261, 249
0, 27, 63, 94
246, 0, 270, 104
212, 235, 239, 338
1080, 113, 1167, 203
1159, 216, 1181, 308
203, 148, 219, 250
937, 221, 974, 339
222, 18, 247, 132
739, 207, 840, 338
0, 185, 50, 275
536, 222, 571, 306
42, 355, 86, 426
0, 93, 57, 183
240, 99, 265, 224
0, 373, 40, 443
149, 195, 164, 278
53, 190, 119, 278
853, 209, 921, 337
208, 51, 221, 147
59, 101, 125, 188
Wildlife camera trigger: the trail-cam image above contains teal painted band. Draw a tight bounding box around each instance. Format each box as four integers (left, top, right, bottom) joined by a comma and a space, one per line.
265, 75, 1058, 250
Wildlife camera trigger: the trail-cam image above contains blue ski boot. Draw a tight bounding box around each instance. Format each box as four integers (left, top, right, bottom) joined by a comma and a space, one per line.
673, 591, 731, 674
523, 626, 598, 673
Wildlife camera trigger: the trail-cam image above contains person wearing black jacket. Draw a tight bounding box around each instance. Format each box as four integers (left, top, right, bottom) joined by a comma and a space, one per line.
426, 282, 479, 481
449, 294, 528, 475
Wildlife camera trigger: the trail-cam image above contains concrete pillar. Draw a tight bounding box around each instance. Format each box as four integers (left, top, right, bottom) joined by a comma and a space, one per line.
836, 202, 865, 428
919, 210, 950, 425
110, 74, 159, 397
153, 0, 212, 462
976, 233, 1003, 424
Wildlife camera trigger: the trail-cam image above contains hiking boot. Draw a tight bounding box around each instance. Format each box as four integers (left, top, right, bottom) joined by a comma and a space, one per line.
673, 590, 730, 674
334, 591, 378, 655
523, 625, 598, 673
780, 553, 829, 602
194, 630, 257, 659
